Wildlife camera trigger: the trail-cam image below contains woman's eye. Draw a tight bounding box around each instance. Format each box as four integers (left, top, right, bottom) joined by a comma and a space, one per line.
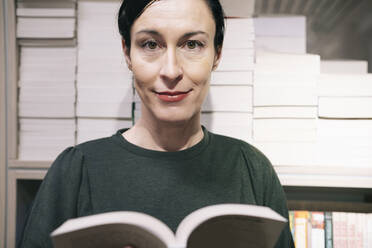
185, 40, 203, 50
142, 40, 159, 50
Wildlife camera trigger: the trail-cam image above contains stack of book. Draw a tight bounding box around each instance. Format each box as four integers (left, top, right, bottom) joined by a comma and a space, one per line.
201, 18, 254, 142
16, 0, 76, 38
253, 51, 320, 166
253, 15, 306, 54
16, 0, 77, 160
19, 119, 75, 160
18, 45, 77, 160
318, 73, 372, 119
18, 46, 76, 118
317, 61, 372, 167
321, 60, 368, 74
289, 211, 372, 248
76, 0, 133, 143
77, 118, 132, 144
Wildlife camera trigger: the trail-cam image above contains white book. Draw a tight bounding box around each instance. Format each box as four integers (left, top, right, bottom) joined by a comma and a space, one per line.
77, 1, 121, 15
17, 17, 76, 38
77, 72, 132, 85
255, 52, 320, 73
77, 132, 116, 144
254, 106, 317, 119
219, 0, 255, 17
19, 94, 75, 103
211, 71, 253, 85
77, 118, 132, 132
255, 140, 372, 167
202, 85, 253, 112
321, 60, 368, 74
19, 86, 75, 96
253, 83, 317, 107
20, 65, 76, 77
317, 119, 372, 140
51, 204, 286, 248
217, 48, 254, 71
76, 102, 132, 118
21, 46, 76, 56
319, 74, 372, 97
255, 36, 306, 54
253, 119, 317, 142
254, 15, 306, 37
19, 80, 75, 88
19, 149, 66, 161
77, 86, 132, 103
224, 18, 254, 49
17, 7, 76, 17
78, 46, 123, 60
254, 73, 318, 85
77, 61, 128, 73
77, 118, 132, 144
318, 97, 372, 118
21, 57, 77, 66
253, 141, 317, 166
315, 140, 372, 167
19, 102, 75, 118
201, 112, 253, 142
20, 136, 75, 147
20, 118, 75, 128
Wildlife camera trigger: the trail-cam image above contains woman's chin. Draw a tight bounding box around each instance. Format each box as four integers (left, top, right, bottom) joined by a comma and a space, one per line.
153, 110, 198, 125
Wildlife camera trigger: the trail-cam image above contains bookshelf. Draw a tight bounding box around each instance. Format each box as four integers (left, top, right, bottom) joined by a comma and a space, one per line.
1, 0, 372, 247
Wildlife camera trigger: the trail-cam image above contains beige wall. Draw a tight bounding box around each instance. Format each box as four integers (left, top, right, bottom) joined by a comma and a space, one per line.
1, 0, 7, 245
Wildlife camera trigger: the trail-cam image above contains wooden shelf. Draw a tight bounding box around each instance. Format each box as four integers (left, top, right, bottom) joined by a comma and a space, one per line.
288, 200, 372, 213
0, 0, 7, 245
7, 169, 47, 248
8, 159, 52, 169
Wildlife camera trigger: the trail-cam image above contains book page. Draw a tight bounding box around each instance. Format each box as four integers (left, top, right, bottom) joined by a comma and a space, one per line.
186, 215, 285, 248
52, 223, 168, 248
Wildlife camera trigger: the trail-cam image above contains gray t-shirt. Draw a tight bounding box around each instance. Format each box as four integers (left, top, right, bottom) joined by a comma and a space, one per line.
20, 127, 295, 248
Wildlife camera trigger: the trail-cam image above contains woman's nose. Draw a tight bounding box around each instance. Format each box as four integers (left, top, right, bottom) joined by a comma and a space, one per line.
159, 48, 183, 85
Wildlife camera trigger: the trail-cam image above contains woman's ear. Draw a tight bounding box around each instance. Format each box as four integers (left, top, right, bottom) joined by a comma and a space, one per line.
212, 46, 222, 71
121, 39, 132, 71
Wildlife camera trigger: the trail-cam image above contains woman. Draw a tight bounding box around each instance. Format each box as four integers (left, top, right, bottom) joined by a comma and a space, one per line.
20, 0, 295, 247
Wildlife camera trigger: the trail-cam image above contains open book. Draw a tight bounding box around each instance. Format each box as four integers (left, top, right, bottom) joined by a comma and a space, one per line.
51, 204, 287, 248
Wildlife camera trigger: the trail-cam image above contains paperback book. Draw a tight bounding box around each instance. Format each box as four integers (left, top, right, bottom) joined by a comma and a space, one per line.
52, 204, 287, 248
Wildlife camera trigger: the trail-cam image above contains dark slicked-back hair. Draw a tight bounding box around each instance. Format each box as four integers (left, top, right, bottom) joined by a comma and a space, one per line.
118, 0, 225, 53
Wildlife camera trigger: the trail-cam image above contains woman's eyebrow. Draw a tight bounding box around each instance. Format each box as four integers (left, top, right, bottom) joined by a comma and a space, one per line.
135, 30, 209, 39
135, 29, 161, 37
181, 31, 209, 39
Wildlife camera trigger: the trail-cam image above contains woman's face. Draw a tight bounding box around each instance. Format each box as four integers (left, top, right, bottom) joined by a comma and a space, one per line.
124, 0, 221, 123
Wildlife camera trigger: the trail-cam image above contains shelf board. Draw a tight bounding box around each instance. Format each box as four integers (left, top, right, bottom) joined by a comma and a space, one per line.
288, 200, 372, 213
8, 159, 52, 169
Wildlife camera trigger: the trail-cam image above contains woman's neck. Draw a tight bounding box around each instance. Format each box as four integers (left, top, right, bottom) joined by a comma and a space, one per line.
123, 108, 204, 152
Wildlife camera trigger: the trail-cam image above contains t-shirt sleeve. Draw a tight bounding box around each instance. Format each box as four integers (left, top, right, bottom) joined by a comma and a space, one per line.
241, 143, 295, 248
19, 147, 85, 248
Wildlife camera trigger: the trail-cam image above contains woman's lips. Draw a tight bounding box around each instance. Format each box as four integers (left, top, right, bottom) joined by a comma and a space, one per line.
156, 90, 191, 102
